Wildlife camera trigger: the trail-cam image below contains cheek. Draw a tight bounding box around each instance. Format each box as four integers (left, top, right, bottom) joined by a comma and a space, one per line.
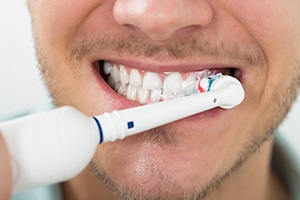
29, 0, 114, 114
47, 63, 108, 114
223, 0, 300, 104
30, 0, 103, 59
222, 0, 300, 58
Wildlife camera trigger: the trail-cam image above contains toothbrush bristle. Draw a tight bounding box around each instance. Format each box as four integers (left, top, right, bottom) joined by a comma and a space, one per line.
186, 71, 223, 96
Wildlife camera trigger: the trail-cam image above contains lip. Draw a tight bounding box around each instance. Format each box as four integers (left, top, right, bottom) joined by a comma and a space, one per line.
92, 57, 243, 74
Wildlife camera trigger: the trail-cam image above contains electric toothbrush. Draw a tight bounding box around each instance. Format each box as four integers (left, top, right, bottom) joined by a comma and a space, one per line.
0, 75, 244, 193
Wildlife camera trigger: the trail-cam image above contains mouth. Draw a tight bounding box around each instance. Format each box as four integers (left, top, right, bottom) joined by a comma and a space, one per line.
95, 60, 242, 105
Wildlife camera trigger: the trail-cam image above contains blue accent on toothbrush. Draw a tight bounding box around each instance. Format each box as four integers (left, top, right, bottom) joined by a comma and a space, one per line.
181, 72, 224, 96
127, 121, 134, 129
207, 73, 222, 92
93, 117, 103, 143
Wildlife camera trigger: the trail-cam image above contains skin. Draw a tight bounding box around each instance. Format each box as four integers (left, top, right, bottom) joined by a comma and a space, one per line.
10, 0, 300, 199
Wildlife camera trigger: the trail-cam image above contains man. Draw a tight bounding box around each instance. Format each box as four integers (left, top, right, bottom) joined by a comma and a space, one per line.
1, 0, 300, 199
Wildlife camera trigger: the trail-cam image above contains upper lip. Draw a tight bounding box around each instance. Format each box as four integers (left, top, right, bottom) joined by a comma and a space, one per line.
94, 57, 242, 73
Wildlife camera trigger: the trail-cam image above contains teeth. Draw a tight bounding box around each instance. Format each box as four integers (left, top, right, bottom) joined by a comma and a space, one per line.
103, 62, 113, 75
111, 65, 120, 83
150, 89, 161, 103
138, 88, 149, 104
114, 82, 121, 91
143, 72, 162, 90
126, 85, 138, 100
130, 69, 142, 87
120, 65, 129, 85
182, 74, 197, 93
107, 76, 116, 88
102, 61, 224, 104
161, 89, 173, 101
162, 72, 183, 100
117, 84, 128, 95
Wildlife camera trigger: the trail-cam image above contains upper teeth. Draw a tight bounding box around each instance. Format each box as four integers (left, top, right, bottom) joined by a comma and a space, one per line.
102, 61, 222, 104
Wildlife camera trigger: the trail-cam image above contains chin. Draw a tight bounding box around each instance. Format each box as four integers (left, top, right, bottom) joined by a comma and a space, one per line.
91, 119, 241, 200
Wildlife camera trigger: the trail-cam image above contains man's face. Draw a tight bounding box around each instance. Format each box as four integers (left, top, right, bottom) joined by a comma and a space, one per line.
27, 0, 300, 199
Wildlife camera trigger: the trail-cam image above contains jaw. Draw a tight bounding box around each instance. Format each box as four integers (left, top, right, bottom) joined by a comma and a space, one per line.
40, 43, 272, 200
82, 57, 277, 200
90, 112, 273, 200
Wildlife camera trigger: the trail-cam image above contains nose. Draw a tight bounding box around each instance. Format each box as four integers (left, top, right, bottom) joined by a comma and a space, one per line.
113, 0, 213, 41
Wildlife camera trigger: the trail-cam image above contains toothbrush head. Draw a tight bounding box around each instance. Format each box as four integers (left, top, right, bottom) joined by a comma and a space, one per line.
210, 76, 245, 109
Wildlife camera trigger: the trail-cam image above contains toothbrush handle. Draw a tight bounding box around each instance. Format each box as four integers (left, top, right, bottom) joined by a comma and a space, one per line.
0, 107, 99, 193
94, 76, 244, 143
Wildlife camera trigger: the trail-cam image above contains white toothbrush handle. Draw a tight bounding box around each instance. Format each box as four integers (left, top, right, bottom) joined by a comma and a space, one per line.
94, 76, 244, 143
0, 107, 100, 193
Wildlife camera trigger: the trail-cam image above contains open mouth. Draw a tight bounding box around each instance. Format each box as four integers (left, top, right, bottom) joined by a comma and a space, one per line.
96, 60, 241, 105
